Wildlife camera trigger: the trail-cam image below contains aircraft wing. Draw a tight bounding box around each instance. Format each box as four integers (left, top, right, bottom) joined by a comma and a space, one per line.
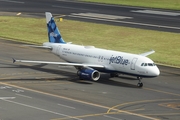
139, 50, 155, 57
12, 58, 105, 68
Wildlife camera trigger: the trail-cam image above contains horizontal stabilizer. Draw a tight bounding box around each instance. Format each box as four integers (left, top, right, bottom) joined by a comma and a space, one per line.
23, 45, 52, 50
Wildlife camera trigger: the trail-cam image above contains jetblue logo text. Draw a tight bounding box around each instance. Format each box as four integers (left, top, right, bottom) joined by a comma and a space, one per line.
109, 55, 129, 65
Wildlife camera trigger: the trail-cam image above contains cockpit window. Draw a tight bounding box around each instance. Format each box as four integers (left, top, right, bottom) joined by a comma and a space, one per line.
148, 63, 153, 66
141, 63, 144, 66
141, 63, 156, 66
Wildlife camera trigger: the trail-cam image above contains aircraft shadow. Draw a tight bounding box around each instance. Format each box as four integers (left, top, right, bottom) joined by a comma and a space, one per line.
4, 64, 139, 88
97, 74, 139, 88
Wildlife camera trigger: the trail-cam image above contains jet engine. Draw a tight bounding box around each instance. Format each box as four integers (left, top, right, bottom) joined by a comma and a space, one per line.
77, 68, 100, 81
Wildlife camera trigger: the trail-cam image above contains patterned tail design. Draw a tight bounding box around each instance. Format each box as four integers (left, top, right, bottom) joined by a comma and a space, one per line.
45, 12, 66, 43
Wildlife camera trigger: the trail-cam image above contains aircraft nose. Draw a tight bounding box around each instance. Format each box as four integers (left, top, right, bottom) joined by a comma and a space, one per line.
152, 67, 160, 76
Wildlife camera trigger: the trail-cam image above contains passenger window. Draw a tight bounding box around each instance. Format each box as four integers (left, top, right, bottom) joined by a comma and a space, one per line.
144, 63, 147, 66
141, 63, 144, 66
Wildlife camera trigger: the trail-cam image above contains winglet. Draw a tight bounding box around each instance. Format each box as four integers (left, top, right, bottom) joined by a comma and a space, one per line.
139, 50, 155, 57
12, 58, 16, 63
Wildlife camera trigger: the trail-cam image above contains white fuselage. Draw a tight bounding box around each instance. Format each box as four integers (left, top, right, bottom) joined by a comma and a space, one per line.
43, 42, 160, 77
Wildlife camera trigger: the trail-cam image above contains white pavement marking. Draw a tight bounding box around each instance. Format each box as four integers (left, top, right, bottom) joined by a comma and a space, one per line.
4, 86, 12, 89
71, 13, 132, 20
3, 99, 82, 120
0, 0, 24, 4
16, 94, 32, 99
0, 97, 15, 100
58, 103, 76, 109
131, 10, 180, 16
0, 86, 12, 89
69, 14, 180, 30
12, 89, 24, 93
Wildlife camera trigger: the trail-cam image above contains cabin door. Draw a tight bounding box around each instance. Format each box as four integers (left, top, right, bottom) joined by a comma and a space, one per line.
131, 58, 138, 70
56, 45, 61, 56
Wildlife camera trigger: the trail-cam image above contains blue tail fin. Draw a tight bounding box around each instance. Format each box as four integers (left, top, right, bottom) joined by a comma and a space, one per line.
45, 12, 66, 43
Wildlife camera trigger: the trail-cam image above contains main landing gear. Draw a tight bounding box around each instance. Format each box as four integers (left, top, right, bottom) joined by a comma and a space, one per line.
137, 77, 143, 88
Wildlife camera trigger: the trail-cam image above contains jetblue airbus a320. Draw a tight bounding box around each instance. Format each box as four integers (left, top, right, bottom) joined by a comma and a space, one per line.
13, 12, 160, 87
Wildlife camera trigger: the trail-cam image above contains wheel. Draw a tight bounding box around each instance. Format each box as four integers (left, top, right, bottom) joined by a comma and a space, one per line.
137, 83, 143, 88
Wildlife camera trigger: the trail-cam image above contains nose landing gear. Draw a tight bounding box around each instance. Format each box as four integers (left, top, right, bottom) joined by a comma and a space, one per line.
137, 77, 143, 88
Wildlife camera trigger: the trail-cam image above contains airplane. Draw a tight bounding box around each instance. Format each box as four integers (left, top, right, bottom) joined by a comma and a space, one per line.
13, 12, 160, 87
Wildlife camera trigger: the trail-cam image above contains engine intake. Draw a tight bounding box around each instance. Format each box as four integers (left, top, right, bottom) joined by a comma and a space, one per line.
77, 68, 100, 81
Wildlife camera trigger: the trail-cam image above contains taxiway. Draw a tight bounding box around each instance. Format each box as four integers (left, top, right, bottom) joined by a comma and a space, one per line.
0, 0, 180, 119
0, 39, 180, 120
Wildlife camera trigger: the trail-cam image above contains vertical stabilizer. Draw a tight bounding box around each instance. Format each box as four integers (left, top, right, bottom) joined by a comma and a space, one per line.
45, 12, 66, 43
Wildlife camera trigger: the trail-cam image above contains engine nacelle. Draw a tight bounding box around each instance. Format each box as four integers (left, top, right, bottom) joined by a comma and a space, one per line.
77, 68, 100, 81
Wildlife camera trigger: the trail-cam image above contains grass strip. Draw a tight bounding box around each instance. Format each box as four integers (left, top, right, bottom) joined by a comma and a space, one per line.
81, 0, 180, 10
0, 16, 180, 66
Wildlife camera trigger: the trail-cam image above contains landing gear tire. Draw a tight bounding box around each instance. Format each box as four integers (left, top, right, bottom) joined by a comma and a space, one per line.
137, 83, 143, 88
